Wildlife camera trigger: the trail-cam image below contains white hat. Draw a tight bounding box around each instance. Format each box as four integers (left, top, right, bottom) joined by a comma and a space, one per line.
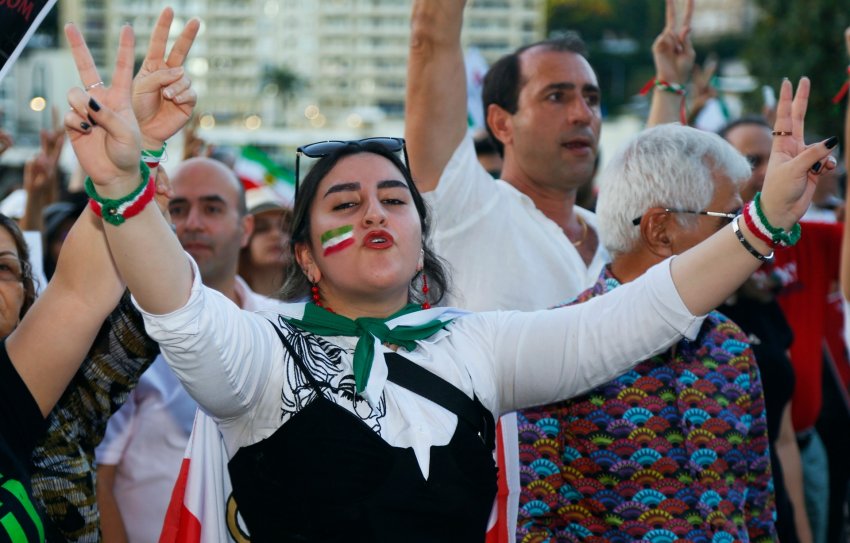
0, 189, 26, 220
245, 186, 291, 215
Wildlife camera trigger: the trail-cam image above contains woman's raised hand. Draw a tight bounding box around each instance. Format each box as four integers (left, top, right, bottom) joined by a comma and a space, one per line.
64, 23, 141, 193
759, 77, 838, 230
133, 8, 200, 150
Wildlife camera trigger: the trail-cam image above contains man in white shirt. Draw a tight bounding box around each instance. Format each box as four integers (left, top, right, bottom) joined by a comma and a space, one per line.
405, 1, 695, 539
95, 158, 280, 543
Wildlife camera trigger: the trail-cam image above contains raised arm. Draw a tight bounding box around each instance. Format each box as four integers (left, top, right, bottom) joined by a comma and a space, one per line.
6, 12, 197, 416
646, 0, 695, 127
64, 19, 196, 316
405, 0, 468, 192
673, 77, 837, 315
7, 207, 123, 416
132, 7, 200, 152
841, 27, 850, 302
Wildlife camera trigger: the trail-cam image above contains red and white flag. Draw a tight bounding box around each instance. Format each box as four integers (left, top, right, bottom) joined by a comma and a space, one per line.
159, 410, 248, 543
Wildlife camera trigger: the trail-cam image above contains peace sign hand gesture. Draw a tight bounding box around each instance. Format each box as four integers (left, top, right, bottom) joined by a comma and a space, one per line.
652, 0, 695, 85
760, 77, 839, 229
133, 8, 201, 150
64, 23, 141, 195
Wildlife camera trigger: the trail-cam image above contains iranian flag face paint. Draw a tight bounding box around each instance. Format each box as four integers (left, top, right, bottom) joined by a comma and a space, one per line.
321, 225, 355, 256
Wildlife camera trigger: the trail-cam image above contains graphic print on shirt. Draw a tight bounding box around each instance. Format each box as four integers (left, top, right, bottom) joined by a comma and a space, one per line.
0, 472, 45, 543
276, 319, 386, 430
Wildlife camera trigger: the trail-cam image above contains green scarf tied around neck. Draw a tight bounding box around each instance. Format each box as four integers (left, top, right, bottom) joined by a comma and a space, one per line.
284, 303, 453, 394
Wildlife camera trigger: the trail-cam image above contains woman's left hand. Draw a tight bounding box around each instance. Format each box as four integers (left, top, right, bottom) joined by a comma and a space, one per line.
760, 77, 838, 229
132, 7, 200, 150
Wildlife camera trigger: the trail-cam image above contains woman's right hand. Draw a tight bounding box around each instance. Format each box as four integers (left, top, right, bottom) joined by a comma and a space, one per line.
63, 23, 142, 197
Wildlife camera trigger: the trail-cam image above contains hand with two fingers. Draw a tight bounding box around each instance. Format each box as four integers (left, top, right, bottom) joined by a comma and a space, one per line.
64, 8, 199, 205
132, 7, 200, 151
652, 0, 695, 85
759, 77, 839, 231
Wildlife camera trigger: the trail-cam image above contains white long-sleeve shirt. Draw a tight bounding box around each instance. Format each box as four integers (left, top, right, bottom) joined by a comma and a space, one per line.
136, 256, 703, 479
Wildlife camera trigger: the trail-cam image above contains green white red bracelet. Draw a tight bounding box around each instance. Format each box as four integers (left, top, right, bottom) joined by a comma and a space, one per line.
141, 142, 166, 168
639, 77, 688, 124
85, 161, 154, 226
746, 192, 801, 247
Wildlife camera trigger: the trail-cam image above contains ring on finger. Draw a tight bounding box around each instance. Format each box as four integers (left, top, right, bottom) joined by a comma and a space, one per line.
771, 130, 792, 136
84, 81, 105, 91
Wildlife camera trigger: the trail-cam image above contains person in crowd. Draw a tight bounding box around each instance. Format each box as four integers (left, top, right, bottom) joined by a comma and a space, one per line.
96, 158, 282, 543
0, 204, 128, 542
719, 115, 813, 543
63, 15, 836, 539
238, 185, 293, 297
517, 123, 776, 541
831, 24, 850, 543
406, 0, 696, 537
722, 110, 846, 543
26, 9, 201, 541
0, 214, 37, 337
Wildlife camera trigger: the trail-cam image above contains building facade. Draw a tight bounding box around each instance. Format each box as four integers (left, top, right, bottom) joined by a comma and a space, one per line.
57, 0, 545, 131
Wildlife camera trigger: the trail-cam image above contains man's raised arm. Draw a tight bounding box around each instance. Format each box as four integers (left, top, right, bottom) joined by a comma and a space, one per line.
405, 0, 469, 192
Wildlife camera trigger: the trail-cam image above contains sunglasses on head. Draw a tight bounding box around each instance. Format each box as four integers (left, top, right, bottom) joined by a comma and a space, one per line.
294, 137, 408, 199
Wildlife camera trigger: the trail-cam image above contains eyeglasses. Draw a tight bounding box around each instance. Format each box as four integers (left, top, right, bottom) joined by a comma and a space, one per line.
0, 256, 25, 283
631, 208, 741, 226
294, 137, 408, 199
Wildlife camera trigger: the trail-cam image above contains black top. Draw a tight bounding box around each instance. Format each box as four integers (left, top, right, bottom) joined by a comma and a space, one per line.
0, 340, 48, 542
227, 325, 498, 542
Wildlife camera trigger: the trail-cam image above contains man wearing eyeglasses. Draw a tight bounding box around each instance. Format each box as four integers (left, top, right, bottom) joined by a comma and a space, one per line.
406, 0, 695, 540
518, 123, 775, 541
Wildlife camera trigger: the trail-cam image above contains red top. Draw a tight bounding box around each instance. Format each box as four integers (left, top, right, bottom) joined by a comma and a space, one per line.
773, 221, 844, 431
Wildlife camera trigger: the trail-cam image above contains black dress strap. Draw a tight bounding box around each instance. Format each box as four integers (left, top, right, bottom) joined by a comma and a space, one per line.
384, 352, 496, 450
266, 319, 325, 396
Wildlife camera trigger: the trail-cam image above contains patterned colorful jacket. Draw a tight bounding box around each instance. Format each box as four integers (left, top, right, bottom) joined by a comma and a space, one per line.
516, 267, 776, 543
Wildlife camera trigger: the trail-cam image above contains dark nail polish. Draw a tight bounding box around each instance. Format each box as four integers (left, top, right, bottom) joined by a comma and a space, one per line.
825, 136, 839, 149
87, 114, 97, 127
88, 98, 101, 112
80, 121, 91, 131
811, 161, 822, 173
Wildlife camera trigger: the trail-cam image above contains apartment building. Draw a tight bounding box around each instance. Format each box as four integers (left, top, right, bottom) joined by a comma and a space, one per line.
58, 0, 545, 130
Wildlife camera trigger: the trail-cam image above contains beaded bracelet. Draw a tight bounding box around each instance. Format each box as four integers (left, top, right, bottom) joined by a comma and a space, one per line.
141, 142, 167, 168
750, 192, 801, 247
732, 216, 774, 263
638, 77, 688, 124
85, 161, 155, 226
831, 66, 850, 104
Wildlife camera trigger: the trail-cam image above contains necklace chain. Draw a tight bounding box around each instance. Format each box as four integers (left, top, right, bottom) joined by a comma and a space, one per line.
572, 214, 589, 247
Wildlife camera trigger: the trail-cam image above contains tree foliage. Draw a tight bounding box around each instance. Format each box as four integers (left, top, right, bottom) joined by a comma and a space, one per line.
547, 0, 665, 115
743, 0, 849, 140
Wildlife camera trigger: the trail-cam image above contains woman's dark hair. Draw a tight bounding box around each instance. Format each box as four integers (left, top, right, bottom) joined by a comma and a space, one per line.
279, 141, 451, 306
0, 214, 36, 319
